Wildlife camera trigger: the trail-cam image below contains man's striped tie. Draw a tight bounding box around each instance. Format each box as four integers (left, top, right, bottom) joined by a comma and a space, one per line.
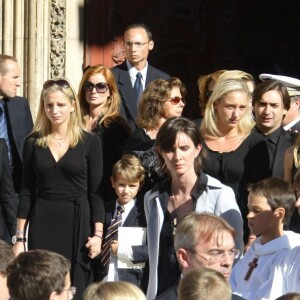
100, 205, 125, 268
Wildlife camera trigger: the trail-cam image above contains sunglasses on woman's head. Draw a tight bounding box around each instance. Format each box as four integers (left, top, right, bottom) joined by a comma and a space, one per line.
43, 79, 71, 89
84, 81, 109, 93
168, 96, 185, 105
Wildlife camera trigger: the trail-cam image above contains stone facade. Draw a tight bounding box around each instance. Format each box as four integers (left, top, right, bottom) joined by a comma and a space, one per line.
0, 0, 84, 119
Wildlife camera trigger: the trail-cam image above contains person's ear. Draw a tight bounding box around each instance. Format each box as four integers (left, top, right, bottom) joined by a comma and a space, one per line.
70, 101, 76, 112
177, 248, 189, 269
148, 40, 154, 51
195, 144, 202, 158
49, 291, 58, 300
110, 177, 116, 188
274, 207, 285, 220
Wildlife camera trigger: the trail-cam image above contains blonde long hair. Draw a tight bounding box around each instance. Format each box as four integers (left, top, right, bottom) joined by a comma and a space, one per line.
33, 78, 84, 148
201, 78, 254, 137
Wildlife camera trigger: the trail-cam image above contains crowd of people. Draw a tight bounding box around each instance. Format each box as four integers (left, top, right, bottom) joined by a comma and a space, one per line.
1, 22, 300, 300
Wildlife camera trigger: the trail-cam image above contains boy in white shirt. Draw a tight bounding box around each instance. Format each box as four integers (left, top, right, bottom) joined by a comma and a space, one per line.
230, 177, 300, 300
269, 170, 300, 298
98, 154, 148, 292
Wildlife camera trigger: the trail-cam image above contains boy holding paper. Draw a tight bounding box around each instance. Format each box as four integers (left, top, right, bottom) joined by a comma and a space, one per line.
98, 154, 148, 292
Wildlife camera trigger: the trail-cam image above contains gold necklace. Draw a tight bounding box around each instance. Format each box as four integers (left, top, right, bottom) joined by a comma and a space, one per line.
50, 135, 67, 148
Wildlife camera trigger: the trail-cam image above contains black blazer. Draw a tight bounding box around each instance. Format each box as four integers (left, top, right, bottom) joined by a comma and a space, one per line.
0, 139, 18, 243
272, 128, 293, 178
5, 96, 33, 192
111, 61, 170, 131
99, 200, 149, 292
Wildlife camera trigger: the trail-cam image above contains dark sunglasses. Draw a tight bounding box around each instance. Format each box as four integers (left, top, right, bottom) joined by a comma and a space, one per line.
43, 79, 71, 89
168, 96, 185, 105
84, 81, 109, 93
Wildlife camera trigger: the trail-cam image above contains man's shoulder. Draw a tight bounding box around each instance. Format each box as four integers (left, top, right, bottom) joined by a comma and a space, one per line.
111, 61, 128, 74
6, 96, 29, 107
155, 284, 178, 300
147, 64, 170, 79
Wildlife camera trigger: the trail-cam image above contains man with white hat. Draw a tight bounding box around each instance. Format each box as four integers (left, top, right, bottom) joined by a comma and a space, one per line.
259, 74, 300, 134
252, 78, 292, 178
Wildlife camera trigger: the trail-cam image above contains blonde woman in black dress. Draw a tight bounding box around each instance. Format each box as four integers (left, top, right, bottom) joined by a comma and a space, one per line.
13, 78, 104, 299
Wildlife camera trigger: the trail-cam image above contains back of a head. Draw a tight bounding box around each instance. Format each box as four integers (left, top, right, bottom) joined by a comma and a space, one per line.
275, 293, 300, 300
83, 281, 146, 300
178, 268, 232, 300
0, 240, 14, 274
7, 249, 70, 300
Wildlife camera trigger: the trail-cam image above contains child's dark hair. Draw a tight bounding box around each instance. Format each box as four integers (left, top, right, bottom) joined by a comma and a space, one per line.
112, 154, 145, 185
247, 178, 295, 224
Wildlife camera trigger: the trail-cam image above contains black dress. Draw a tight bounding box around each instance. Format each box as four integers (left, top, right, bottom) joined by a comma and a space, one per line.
18, 132, 104, 299
94, 116, 131, 206
201, 131, 270, 224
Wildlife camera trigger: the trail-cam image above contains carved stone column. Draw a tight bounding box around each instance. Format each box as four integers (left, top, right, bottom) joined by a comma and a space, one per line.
0, 0, 85, 119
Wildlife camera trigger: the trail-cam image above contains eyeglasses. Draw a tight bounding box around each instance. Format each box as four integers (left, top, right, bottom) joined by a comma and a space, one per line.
43, 79, 71, 90
168, 96, 185, 105
188, 248, 240, 264
84, 81, 109, 93
124, 41, 148, 48
63, 286, 76, 296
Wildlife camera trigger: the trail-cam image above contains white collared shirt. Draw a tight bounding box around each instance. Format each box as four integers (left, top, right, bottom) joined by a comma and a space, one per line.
126, 60, 148, 90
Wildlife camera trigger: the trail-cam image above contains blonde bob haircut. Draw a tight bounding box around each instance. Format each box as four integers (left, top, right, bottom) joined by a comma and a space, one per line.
33, 78, 84, 148
83, 281, 146, 300
111, 154, 145, 185
178, 268, 232, 300
78, 64, 121, 128
201, 78, 254, 137
136, 77, 186, 130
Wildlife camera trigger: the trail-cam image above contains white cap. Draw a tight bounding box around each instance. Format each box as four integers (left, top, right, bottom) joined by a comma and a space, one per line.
259, 73, 300, 97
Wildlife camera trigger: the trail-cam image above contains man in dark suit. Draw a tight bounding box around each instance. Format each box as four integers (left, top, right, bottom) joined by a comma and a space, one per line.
259, 73, 300, 137
0, 140, 18, 243
0, 54, 33, 243
156, 213, 245, 300
111, 23, 170, 131
252, 79, 292, 179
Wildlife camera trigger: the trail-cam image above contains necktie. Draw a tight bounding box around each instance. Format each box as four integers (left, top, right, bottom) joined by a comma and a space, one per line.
0, 102, 11, 162
134, 72, 143, 105
100, 205, 125, 268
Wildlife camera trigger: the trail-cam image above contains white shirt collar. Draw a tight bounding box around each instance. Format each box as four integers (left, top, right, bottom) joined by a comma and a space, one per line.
126, 60, 148, 88
283, 115, 300, 130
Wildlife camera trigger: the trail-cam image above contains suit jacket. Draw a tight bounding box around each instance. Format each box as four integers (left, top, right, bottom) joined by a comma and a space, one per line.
271, 128, 293, 178
5, 96, 33, 192
111, 61, 170, 131
99, 200, 149, 292
0, 139, 18, 243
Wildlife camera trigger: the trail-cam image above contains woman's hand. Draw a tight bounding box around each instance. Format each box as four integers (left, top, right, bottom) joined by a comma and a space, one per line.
85, 236, 102, 259
12, 242, 26, 256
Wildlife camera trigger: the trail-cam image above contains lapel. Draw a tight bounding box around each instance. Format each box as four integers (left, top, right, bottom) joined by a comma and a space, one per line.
116, 62, 138, 120
122, 204, 138, 227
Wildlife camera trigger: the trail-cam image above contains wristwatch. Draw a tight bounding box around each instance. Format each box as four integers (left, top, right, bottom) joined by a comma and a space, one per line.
12, 235, 26, 245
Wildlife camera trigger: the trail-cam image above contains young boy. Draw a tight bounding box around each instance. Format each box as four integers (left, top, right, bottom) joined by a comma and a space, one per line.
99, 154, 148, 292
268, 170, 300, 298
230, 177, 300, 300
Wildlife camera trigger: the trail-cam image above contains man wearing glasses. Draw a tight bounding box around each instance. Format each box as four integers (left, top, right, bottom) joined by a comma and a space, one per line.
7, 249, 76, 300
111, 23, 170, 131
156, 212, 244, 300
